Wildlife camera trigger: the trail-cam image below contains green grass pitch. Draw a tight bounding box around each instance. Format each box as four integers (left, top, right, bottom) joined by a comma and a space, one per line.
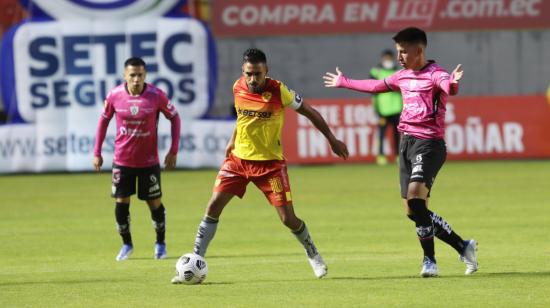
1, 161, 549, 307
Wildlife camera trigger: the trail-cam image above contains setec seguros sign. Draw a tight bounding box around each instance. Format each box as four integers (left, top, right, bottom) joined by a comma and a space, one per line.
0, 0, 229, 173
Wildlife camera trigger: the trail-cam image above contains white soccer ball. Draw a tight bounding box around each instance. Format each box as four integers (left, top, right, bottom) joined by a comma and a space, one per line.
175, 253, 208, 285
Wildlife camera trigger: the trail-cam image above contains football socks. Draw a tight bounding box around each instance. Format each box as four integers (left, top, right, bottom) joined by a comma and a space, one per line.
429, 211, 466, 254
292, 221, 319, 258
408, 198, 435, 262
408, 211, 466, 254
150, 204, 166, 244
115, 202, 132, 245
193, 216, 219, 257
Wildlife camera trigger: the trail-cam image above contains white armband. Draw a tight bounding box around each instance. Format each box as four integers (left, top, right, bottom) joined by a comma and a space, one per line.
288, 92, 303, 110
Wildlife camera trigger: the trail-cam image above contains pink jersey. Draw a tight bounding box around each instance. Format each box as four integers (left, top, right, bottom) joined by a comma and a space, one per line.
337, 61, 458, 139
94, 83, 181, 168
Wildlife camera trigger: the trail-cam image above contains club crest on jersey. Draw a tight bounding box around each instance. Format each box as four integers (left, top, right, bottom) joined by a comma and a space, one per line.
262, 92, 272, 102
130, 105, 139, 116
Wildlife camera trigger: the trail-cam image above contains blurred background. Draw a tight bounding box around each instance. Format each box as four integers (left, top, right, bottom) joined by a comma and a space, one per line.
1, 0, 549, 173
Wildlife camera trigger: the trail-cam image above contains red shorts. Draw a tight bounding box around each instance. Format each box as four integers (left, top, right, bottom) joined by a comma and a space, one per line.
213, 154, 293, 206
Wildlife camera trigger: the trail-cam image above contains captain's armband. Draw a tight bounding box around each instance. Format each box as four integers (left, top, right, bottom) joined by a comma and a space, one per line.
288, 92, 304, 110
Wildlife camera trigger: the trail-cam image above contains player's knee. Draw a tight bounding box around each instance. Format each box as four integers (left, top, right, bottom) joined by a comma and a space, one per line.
406, 182, 428, 199
146, 198, 161, 209
280, 213, 300, 229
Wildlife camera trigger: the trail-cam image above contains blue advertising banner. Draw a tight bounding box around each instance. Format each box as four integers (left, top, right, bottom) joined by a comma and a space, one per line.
0, 0, 222, 173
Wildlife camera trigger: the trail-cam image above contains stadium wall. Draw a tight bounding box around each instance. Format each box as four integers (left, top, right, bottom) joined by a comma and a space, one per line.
211, 30, 550, 117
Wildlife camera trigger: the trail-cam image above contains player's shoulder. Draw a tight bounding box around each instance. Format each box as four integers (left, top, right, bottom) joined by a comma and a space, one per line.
105, 83, 126, 102
109, 83, 126, 96
233, 77, 246, 92
425, 61, 448, 74
144, 83, 168, 97
267, 78, 291, 94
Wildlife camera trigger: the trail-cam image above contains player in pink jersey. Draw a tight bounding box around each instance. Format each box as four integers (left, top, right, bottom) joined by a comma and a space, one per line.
324, 27, 478, 277
93, 57, 181, 261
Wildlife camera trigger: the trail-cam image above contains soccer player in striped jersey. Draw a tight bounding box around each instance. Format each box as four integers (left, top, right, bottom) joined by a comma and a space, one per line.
172, 48, 348, 283
324, 27, 478, 277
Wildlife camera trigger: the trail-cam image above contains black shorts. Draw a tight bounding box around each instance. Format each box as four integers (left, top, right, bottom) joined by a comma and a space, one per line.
111, 164, 162, 200
399, 134, 446, 199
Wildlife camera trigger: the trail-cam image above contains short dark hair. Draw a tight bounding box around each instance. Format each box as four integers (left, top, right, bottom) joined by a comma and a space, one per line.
392, 27, 427, 47
243, 48, 267, 64
124, 57, 146, 68
381, 49, 394, 57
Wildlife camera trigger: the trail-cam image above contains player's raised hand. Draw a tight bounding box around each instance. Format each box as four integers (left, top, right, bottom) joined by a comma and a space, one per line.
164, 153, 177, 169
93, 155, 103, 172
329, 137, 349, 160
323, 67, 343, 88
451, 64, 463, 83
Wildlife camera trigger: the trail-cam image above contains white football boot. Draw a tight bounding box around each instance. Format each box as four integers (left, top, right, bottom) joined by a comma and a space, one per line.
308, 253, 328, 278
460, 239, 478, 275
116, 244, 133, 261
170, 276, 184, 284
420, 256, 439, 277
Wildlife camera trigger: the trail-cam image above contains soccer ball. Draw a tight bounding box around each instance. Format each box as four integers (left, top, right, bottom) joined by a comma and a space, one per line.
174, 253, 208, 285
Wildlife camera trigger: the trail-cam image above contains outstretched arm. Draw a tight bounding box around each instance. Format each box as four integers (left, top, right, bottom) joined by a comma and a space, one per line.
438, 64, 463, 96
295, 102, 349, 160
323, 67, 393, 93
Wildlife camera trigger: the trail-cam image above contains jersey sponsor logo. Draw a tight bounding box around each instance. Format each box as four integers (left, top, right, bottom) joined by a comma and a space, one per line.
262, 91, 272, 102
149, 183, 160, 193
412, 165, 423, 173
237, 108, 273, 119
269, 177, 283, 193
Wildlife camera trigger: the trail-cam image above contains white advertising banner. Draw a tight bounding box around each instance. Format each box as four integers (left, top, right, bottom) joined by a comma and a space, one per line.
1, 1, 219, 173
0, 120, 235, 173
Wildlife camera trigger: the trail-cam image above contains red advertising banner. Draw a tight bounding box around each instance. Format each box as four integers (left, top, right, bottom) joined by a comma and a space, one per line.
213, 0, 550, 37
282, 95, 550, 164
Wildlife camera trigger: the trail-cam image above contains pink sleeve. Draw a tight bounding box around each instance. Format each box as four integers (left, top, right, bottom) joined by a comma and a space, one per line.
158, 90, 178, 119
336, 74, 396, 93
434, 71, 459, 96
93, 116, 110, 156
93, 99, 114, 156
168, 114, 181, 155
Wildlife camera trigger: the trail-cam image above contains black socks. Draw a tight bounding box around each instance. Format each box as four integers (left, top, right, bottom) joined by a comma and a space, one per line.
115, 202, 132, 245
408, 198, 435, 262
150, 204, 166, 244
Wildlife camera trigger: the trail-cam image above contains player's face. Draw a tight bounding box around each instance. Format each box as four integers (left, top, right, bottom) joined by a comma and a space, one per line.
395, 42, 422, 70
124, 65, 146, 94
242, 62, 268, 94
